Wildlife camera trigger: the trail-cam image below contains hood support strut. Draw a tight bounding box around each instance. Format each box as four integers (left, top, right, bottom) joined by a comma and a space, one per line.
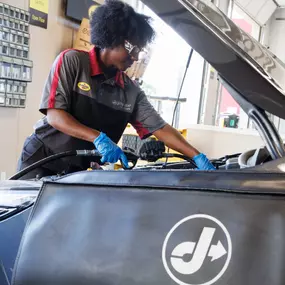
220, 77, 285, 160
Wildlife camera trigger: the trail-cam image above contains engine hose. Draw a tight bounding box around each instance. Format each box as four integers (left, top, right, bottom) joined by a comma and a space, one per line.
163, 153, 197, 168
9, 150, 100, 180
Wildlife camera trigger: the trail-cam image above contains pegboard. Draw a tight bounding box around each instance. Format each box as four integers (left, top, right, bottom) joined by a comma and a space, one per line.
0, 3, 33, 108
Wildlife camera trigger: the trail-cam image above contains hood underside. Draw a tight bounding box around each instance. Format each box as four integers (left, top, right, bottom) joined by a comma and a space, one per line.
141, 0, 285, 119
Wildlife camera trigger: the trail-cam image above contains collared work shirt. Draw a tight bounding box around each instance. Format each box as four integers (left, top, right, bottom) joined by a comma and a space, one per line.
35, 48, 166, 169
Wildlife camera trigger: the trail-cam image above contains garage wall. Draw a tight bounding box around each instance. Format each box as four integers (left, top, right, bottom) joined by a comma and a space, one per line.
267, 8, 285, 62
262, 8, 285, 134
186, 126, 264, 159
235, 0, 277, 25
0, 0, 74, 178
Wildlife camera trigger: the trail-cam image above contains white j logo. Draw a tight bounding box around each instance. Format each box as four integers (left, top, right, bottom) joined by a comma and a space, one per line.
162, 214, 232, 285
170, 227, 227, 275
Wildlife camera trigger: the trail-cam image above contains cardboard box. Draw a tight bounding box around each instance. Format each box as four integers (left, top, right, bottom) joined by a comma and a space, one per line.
73, 18, 93, 52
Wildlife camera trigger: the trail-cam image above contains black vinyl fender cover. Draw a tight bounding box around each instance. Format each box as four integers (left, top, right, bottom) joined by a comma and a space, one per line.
54, 167, 285, 195
12, 166, 285, 285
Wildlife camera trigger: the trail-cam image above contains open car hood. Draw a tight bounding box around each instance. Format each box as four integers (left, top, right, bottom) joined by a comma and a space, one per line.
141, 0, 285, 119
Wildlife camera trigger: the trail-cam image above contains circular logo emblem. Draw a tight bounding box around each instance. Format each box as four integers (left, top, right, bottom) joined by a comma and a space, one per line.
78, 82, 91, 92
162, 214, 232, 285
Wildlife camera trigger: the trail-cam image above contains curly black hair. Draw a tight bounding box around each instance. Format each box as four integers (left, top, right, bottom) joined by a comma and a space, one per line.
90, 0, 155, 49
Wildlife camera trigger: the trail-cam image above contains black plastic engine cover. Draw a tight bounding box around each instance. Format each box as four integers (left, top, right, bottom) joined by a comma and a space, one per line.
12, 170, 285, 285
139, 140, 166, 161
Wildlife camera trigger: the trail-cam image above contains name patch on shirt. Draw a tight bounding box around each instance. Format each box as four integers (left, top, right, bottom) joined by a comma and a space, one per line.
112, 100, 132, 112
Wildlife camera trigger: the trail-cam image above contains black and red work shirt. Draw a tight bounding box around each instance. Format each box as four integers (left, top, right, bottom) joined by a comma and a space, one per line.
34, 48, 166, 168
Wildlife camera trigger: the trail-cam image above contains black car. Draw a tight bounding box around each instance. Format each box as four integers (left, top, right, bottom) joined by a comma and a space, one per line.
2, 0, 285, 284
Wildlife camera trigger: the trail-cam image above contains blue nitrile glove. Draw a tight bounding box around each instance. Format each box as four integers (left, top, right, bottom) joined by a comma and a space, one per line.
193, 153, 216, 170
94, 133, 129, 168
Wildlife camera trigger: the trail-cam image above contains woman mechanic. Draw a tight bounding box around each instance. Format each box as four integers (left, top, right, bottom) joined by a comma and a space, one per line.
17, 0, 215, 178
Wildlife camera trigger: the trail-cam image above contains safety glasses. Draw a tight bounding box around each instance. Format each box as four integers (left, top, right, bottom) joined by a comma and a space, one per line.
124, 41, 144, 58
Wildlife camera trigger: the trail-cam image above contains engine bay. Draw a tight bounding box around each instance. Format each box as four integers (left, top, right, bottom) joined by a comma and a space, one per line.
8, 139, 277, 182
130, 141, 272, 171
